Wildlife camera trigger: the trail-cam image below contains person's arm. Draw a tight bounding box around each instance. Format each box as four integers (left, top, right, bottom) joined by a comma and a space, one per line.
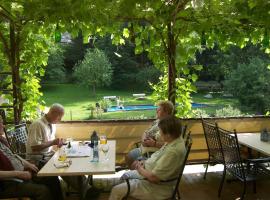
0, 170, 32, 180
135, 162, 160, 183
143, 137, 164, 148
16, 155, 39, 173
31, 138, 61, 152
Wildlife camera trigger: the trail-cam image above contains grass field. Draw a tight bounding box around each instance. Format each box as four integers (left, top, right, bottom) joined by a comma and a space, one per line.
41, 84, 242, 120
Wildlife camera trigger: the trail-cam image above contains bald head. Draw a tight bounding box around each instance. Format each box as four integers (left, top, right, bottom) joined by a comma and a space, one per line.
46, 103, 65, 124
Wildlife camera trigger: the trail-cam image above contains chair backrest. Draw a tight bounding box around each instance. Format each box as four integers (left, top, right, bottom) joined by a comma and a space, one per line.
217, 127, 246, 181
201, 119, 224, 163
171, 132, 193, 199
5, 123, 28, 154
181, 124, 188, 139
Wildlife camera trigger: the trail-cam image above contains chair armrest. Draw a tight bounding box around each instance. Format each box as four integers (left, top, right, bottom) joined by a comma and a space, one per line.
122, 179, 131, 200
245, 157, 270, 164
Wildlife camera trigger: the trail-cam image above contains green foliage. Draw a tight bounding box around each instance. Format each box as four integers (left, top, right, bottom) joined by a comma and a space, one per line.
191, 109, 210, 118
1, 0, 270, 122
73, 49, 112, 95
150, 68, 198, 117
99, 99, 112, 111
95, 36, 155, 90
135, 66, 161, 90
224, 57, 270, 113
43, 45, 66, 83
215, 105, 243, 117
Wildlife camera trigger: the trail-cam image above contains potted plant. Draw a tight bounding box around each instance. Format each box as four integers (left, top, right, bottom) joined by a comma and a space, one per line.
99, 99, 111, 112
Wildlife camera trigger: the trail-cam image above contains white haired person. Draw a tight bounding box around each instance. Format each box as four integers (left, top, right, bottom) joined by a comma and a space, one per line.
110, 116, 187, 200
26, 103, 65, 164
125, 100, 174, 169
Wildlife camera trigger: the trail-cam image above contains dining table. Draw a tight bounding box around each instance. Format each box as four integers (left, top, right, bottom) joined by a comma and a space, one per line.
237, 133, 270, 156
37, 140, 116, 199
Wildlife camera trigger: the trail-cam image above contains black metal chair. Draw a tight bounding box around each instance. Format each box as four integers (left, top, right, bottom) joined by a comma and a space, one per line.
122, 132, 192, 200
201, 119, 225, 197
218, 127, 270, 200
5, 123, 28, 157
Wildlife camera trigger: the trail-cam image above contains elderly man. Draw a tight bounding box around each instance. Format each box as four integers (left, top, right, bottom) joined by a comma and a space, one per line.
0, 118, 63, 200
26, 103, 65, 163
126, 100, 174, 169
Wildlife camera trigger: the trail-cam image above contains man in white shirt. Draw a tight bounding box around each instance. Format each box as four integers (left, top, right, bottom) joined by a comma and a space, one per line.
26, 103, 64, 163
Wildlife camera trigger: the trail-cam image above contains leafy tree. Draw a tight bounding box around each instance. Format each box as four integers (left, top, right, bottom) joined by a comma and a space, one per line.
95, 35, 155, 90
43, 45, 66, 83
73, 49, 112, 96
135, 66, 161, 91
1, 0, 270, 121
224, 57, 270, 113
63, 31, 86, 78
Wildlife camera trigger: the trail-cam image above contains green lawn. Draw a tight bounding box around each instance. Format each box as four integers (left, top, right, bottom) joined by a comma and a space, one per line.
41, 84, 155, 120
41, 84, 244, 120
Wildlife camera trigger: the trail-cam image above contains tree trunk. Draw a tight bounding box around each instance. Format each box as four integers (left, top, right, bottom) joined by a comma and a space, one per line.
10, 22, 21, 124
167, 22, 176, 105
93, 85, 96, 96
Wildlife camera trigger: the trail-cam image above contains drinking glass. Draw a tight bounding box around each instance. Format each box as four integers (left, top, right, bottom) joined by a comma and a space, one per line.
101, 143, 109, 161
100, 135, 107, 145
58, 147, 67, 162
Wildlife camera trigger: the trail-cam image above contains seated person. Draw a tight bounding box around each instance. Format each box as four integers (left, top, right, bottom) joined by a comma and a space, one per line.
26, 103, 65, 164
110, 116, 186, 200
26, 103, 93, 194
125, 100, 174, 168
0, 121, 63, 200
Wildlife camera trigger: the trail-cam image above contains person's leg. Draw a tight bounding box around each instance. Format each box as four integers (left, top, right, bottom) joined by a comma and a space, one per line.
0, 180, 52, 200
125, 148, 142, 169
33, 176, 64, 200
109, 181, 129, 200
109, 179, 150, 200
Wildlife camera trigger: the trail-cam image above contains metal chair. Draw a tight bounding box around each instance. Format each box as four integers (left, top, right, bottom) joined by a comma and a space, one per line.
122, 132, 192, 200
5, 123, 28, 157
218, 127, 270, 200
201, 119, 225, 197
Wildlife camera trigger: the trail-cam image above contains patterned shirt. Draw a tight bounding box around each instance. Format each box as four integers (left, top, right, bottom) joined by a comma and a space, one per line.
0, 141, 24, 171
140, 119, 160, 154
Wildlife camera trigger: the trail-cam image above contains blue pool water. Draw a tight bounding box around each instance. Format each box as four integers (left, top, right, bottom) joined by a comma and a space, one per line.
107, 103, 207, 112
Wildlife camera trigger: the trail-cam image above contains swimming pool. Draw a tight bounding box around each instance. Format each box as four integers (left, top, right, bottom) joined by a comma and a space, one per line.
107, 103, 207, 112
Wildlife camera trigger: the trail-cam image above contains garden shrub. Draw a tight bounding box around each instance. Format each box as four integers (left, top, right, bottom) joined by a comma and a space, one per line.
215, 105, 242, 117
224, 57, 270, 114
191, 109, 210, 118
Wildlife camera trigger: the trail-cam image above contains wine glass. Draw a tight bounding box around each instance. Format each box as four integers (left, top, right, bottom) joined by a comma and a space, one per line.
101, 144, 109, 162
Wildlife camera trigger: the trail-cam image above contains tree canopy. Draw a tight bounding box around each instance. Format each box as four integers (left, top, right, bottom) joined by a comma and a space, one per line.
0, 0, 269, 122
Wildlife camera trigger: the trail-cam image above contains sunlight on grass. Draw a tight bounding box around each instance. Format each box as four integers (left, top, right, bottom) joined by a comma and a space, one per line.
41, 84, 246, 120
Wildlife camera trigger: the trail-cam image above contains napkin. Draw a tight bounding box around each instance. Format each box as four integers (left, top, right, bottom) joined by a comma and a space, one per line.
54, 160, 72, 168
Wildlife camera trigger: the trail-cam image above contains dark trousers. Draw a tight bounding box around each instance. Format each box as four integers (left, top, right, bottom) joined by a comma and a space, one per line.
0, 176, 63, 200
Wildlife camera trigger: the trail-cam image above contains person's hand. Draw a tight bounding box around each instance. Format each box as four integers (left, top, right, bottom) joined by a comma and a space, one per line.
130, 160, 139, 170
53, 138, 64, 147
142, 137, 156, 147
24, 161, 39, 173
135, 160, 144, 170
57, 138, 65, 148
16, 171, 32, 180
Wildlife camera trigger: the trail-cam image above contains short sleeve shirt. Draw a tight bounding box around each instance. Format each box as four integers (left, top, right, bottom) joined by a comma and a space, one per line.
26, 116, 56, 156
144, 136, 186, 181
140, 120, 160, 154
